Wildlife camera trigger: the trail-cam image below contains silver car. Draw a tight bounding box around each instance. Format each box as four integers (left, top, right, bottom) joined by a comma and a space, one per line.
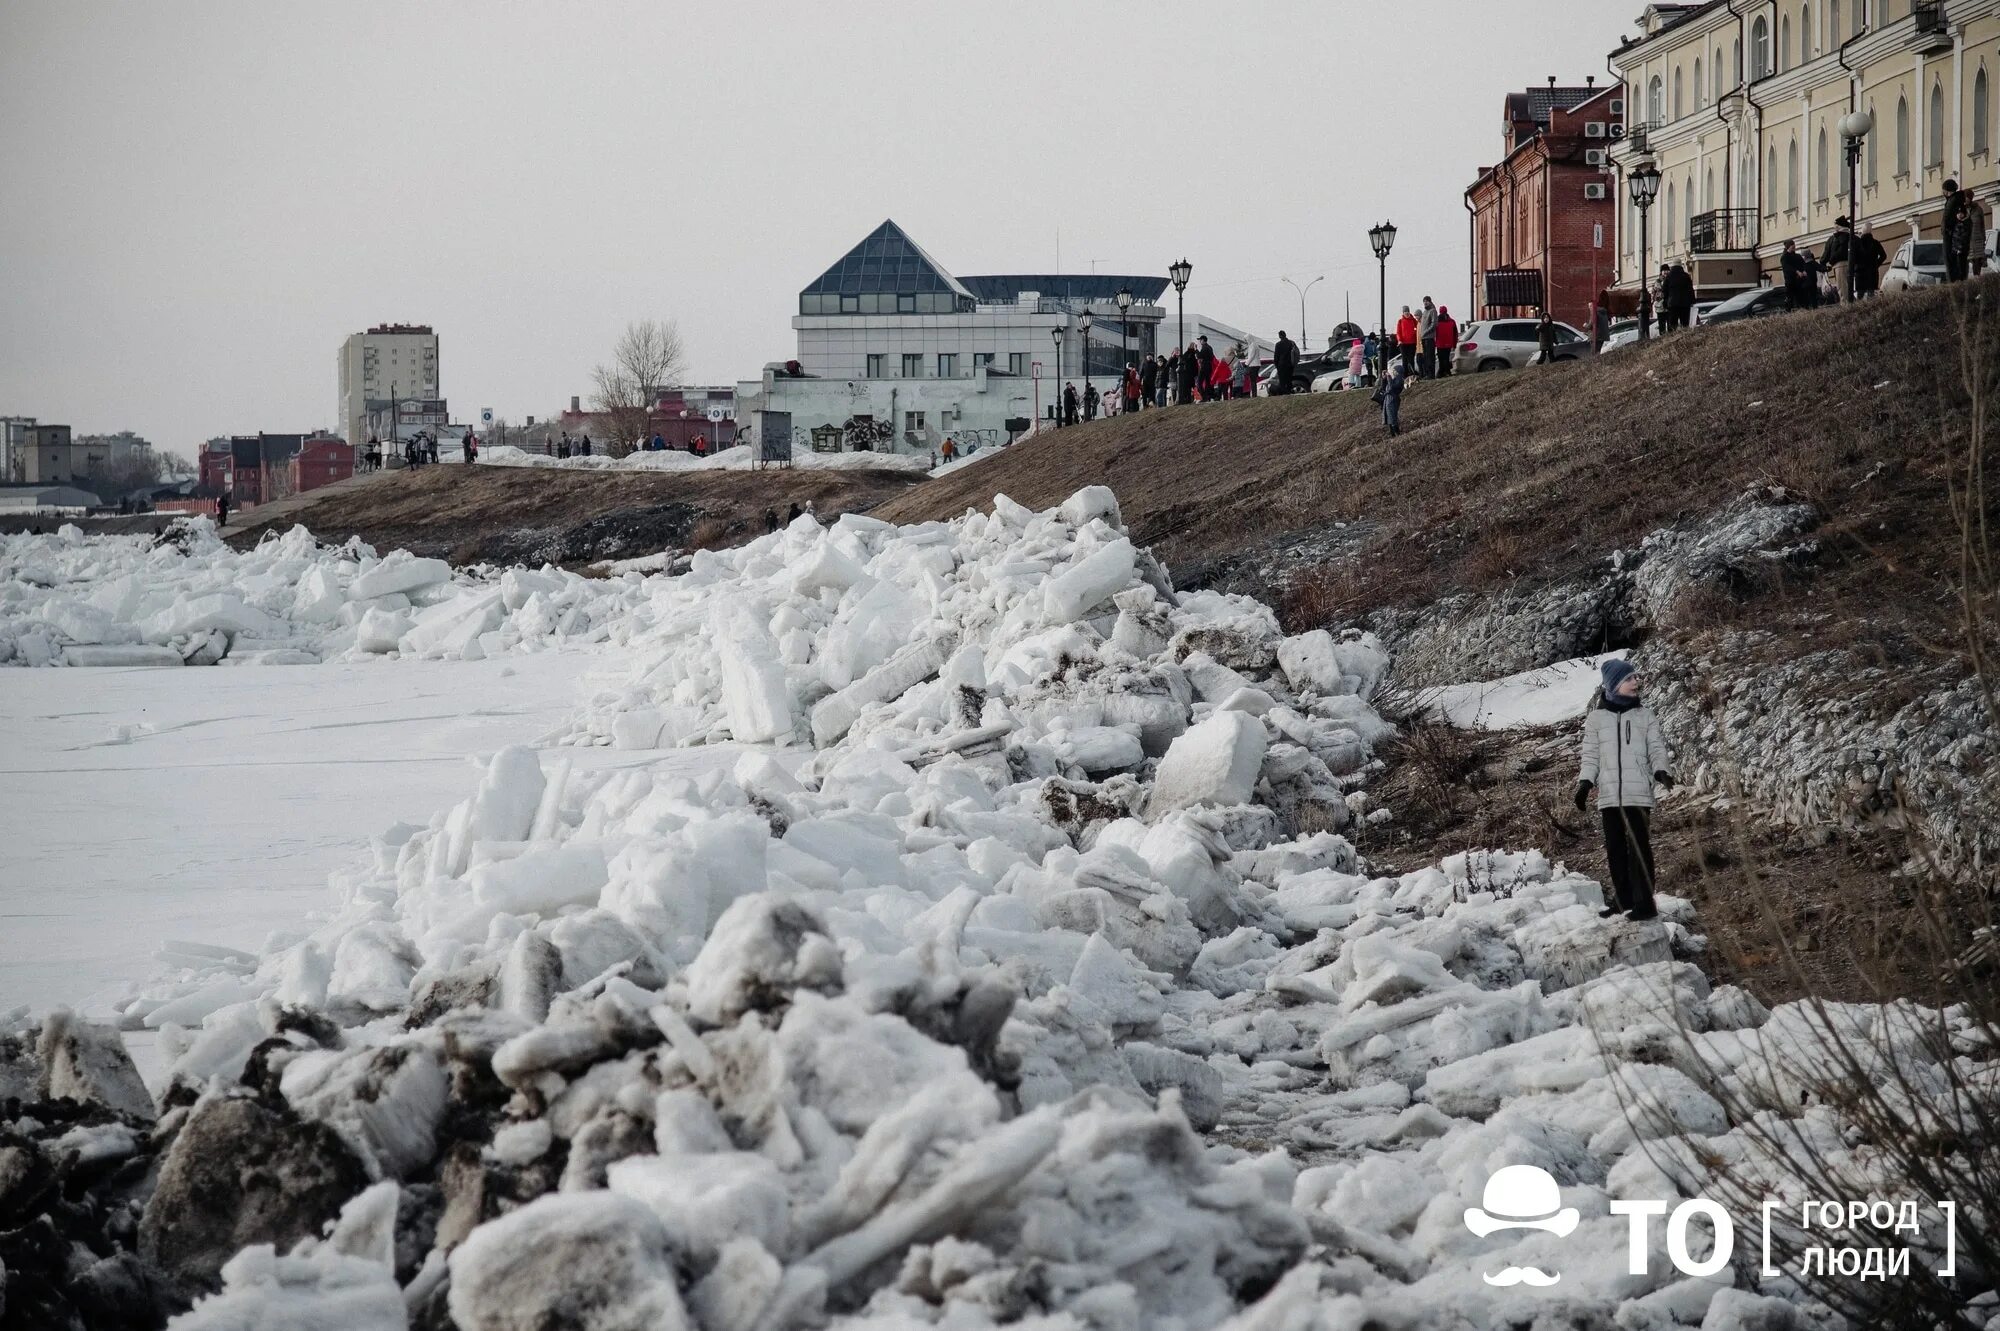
1881, 239, 1947, 293
1452, 318, 1589, 372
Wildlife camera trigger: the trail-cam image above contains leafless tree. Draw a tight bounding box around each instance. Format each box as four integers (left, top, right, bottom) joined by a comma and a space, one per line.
591, 319, 688, 456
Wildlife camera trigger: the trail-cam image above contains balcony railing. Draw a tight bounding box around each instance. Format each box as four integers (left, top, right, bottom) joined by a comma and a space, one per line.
1914, 1, 1946, 34
1626, 119, 1663, 152
1689, 208, 1758, 254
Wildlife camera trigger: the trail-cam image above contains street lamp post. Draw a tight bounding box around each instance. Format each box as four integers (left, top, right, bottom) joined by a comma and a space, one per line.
1078, 309, 1094, 414
1168, 258, 1193, 360
1368, 222, 1397, 376
1628, 161, 1661, 343
1115, 286, 1134, 375
1050, 326, 1064, 427
1282, 276, 1326, 351
1839, 108, 1874, 303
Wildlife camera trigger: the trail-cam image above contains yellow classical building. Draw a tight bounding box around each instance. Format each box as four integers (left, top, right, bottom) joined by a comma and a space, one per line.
1610, 0, 1999, 297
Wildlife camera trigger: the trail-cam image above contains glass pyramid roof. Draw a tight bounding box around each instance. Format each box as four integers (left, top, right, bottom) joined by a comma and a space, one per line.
800, 219, 975, 300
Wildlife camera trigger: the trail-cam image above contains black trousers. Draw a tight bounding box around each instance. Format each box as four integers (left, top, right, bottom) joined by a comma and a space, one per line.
1601, 807, 1658, 917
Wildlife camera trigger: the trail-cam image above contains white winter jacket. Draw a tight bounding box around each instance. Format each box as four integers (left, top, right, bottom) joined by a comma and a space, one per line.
1577, 700, 1671, 810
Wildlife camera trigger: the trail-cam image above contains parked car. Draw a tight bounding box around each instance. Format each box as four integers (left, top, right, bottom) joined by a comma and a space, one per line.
1597, 319, 1642, 353
1881, 239, 1947, 293
1451, 319, 1588, 372
1692, 300, 1723, 325
1697, 284, 1792, 326
1257, 352, 1340, 395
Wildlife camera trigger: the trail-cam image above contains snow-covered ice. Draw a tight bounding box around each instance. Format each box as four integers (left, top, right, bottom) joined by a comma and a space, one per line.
475, 444, 931, 474
1415, 651, 1626, 730
1, 493, 1988, 1330
0, 519, 659, 668
0, 648, 744, 1015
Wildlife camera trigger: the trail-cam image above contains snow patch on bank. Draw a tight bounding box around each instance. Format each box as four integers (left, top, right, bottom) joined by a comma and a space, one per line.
1414, 652, 1624, 731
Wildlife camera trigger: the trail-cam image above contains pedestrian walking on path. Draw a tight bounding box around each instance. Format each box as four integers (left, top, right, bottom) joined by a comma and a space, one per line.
1574, 658, 1673, 922
1944, 178, 1975, 282
1434, 306, 1458, 378
1533, 311, 1558, 365
1272, 330, 1298, 396
1371, 357, 1406, 436
1395, 307, 1417, 376
1663, 264, 1694, 329
1063, 383, 1079, 425
1852, 225, 1886, 297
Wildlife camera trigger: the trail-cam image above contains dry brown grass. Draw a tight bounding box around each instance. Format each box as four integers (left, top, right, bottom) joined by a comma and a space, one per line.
882, 280, 1995, 650
227, 463, 925, 566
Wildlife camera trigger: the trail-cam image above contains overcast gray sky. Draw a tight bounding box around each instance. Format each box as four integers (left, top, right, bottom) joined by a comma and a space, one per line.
1, 2, 1634, 450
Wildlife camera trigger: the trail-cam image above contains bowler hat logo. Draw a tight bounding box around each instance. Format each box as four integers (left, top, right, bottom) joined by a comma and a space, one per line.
1464, 1165, 1580, 1287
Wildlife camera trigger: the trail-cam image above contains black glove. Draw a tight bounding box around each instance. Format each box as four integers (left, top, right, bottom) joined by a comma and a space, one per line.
1655, 771, 1675, 790
1574, 781, 1594, 812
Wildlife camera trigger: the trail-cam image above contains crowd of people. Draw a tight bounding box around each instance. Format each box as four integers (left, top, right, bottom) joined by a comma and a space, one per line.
1055, 331, 1272, 425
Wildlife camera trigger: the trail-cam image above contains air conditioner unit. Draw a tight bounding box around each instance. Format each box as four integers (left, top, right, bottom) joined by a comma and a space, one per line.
1584, 121, 1608, 138
1584, 182, 1608, 200
1609, 98, 1625, 115
1585, 147, 1608, 166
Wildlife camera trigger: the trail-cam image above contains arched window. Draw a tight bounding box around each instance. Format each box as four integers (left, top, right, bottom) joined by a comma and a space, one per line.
1768, 146, 1780, 213
1706, 165, 1716, 210
1787, 138, 1800, 210
1801, 3, 1812, 59
1714, 47, 1726, 100
1665, 181, 1677, 252
1780, 15, 1792, 71
1816, 127, 1830, 200
1734, 36, 1743, 83
1895, 95, 1910, 175
1977, 67, 1992, 157
1831, 0, 1843, 42
1866, 102, 1879, 183
1674, 68, 1685, 118
1695, 58, 1705, 108
1751, 17, 1770, 79
1649, 74, 1664, 123
1930, 82, 1946, 167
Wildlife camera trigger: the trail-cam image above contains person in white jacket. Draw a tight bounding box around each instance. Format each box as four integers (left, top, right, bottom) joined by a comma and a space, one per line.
1573, 658, 1674, 921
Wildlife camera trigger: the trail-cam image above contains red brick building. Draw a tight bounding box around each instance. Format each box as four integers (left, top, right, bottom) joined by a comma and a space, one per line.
1466, 80, 1625, 332
290, 436, 353, 495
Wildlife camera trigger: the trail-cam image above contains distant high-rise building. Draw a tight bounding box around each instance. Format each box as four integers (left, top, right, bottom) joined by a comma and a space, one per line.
338, 324, 438, 444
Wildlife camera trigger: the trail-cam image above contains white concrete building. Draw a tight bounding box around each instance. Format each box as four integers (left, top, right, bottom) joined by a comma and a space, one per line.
738, 220, 1169, 456
338, 324, 439, 444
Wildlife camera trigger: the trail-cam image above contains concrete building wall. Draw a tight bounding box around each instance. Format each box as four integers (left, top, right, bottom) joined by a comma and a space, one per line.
339, 327, 439, 444
735, 369, 1044, 458
1611, 0, 1998, 294
792, 300, 1164, 386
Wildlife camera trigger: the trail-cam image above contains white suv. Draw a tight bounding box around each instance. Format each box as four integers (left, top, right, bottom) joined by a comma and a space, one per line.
1451, 319, 1589, 373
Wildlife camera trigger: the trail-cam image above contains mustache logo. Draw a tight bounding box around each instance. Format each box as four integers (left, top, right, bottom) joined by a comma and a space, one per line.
1484, 1266, 1561, 1287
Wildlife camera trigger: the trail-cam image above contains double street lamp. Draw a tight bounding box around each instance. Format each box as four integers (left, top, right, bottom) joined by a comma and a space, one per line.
1840, 109, 1875, 303
1283, 276, 1326, 353
1628, 161, 1661, 343
1368, 221, 1397, 375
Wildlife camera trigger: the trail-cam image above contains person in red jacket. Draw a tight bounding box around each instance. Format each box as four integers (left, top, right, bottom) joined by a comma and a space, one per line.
1434, 306, 1459, 378
1208, 352, 1232, 401
1395, 306, 1418, 377
1122, 364, 1142, 414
